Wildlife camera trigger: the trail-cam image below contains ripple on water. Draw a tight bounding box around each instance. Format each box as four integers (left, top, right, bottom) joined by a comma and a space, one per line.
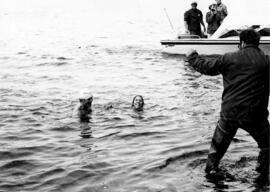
1, 159, 37, 170
0, 150, 33, 161
37, 169, 97, 192
36, 168, 66, 180
17, 51, 27, 55
49, 125, 75, 132
158, 150, 208, 169
56, 57, 72, 61
1, 135, 42, 142
37, 61, 69, 67
118, 131, 164, 140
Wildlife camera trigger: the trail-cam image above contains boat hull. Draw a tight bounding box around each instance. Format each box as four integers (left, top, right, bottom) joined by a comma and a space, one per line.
160, 39, 270, 55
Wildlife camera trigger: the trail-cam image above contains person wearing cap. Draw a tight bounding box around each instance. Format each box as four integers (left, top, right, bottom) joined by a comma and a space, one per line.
184, 1, 206, 37
215, 0, 228, 23
206, 4, 222, 36
185, 29, 269, 180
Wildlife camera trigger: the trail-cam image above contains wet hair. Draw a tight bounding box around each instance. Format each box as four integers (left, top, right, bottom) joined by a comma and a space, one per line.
239, 29, 261, 46
131, 95, 144, 108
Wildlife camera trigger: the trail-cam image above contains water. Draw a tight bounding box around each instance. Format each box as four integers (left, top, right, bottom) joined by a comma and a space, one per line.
0, 0, 269, 191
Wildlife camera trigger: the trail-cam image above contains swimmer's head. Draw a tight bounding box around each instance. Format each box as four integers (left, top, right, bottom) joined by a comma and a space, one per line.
131, 95, 144, 111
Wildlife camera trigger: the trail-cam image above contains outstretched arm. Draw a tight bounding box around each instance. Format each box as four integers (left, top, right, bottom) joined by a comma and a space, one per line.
185, 50, 225, 76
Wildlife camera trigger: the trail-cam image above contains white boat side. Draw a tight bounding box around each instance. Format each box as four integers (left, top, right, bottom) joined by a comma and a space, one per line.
160, 37, 270, 55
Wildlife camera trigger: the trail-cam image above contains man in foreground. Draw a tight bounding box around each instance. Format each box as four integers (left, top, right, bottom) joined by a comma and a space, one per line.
184, 1, 206, 37
185, 29, 269, 179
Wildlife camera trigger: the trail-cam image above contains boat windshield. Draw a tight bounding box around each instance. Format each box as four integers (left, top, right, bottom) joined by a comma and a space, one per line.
219, 30, 240, 38
258, 28, 270, 36
213, 26, 270, 39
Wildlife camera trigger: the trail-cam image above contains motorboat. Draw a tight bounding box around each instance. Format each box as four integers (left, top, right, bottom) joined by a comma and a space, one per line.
160, 17, 270, 55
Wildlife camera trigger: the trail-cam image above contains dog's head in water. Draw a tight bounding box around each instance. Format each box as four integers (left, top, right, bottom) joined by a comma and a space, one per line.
78, 93, 93, 122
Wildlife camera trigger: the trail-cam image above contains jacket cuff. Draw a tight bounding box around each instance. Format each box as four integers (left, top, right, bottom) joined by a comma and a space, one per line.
185, 51, 199, 63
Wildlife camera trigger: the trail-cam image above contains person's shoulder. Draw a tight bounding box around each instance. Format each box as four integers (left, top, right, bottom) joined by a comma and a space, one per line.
185, 9, 192, 13
223, 49, 243, 61
221, 3, 227, 9
224, 50, 238, 57
197, 9, 203, 13
184, 9, 192, 17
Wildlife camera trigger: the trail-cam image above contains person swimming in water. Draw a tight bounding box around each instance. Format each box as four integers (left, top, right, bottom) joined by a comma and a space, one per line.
74, 93, 144, 122
131, 95, 144, 111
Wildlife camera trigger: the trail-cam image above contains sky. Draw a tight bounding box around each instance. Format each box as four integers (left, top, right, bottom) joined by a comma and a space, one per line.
0, 0, 269, 40
1, 0, 269, 19
1, 0, 269, 16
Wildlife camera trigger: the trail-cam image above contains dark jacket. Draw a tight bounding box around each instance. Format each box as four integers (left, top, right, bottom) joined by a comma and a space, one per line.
187, 45, 270, 121
184, 8, 203, 32
206, 11, 222, 35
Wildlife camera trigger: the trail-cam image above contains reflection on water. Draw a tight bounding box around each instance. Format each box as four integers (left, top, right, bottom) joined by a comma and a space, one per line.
79, 123, 92, 139
0, 0, 269, 191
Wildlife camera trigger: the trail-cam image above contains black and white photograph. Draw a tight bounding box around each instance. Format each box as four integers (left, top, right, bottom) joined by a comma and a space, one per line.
0, 0, 269, 191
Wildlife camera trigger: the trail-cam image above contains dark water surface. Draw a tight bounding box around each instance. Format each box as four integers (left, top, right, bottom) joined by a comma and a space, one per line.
0, 1, 269, 191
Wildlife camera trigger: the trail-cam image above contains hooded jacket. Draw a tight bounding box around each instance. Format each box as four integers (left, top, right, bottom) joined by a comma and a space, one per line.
187, 45, 270, 121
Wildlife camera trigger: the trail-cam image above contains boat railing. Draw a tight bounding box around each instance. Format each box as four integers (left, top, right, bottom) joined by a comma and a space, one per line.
177, 34, 201, 39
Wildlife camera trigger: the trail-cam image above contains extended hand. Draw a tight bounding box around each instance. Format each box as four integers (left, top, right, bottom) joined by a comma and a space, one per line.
185, 48, 197, 57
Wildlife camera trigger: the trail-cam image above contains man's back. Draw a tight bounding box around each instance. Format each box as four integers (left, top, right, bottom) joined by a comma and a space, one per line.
186, 46, 269, 121
220, 46, 269, 121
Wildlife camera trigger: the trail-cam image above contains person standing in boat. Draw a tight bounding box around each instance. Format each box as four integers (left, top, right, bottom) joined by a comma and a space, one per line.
184, 1, 206, 38
215, 0, 228, 23
185, 29, 269, 181
206, 4, 222, 36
